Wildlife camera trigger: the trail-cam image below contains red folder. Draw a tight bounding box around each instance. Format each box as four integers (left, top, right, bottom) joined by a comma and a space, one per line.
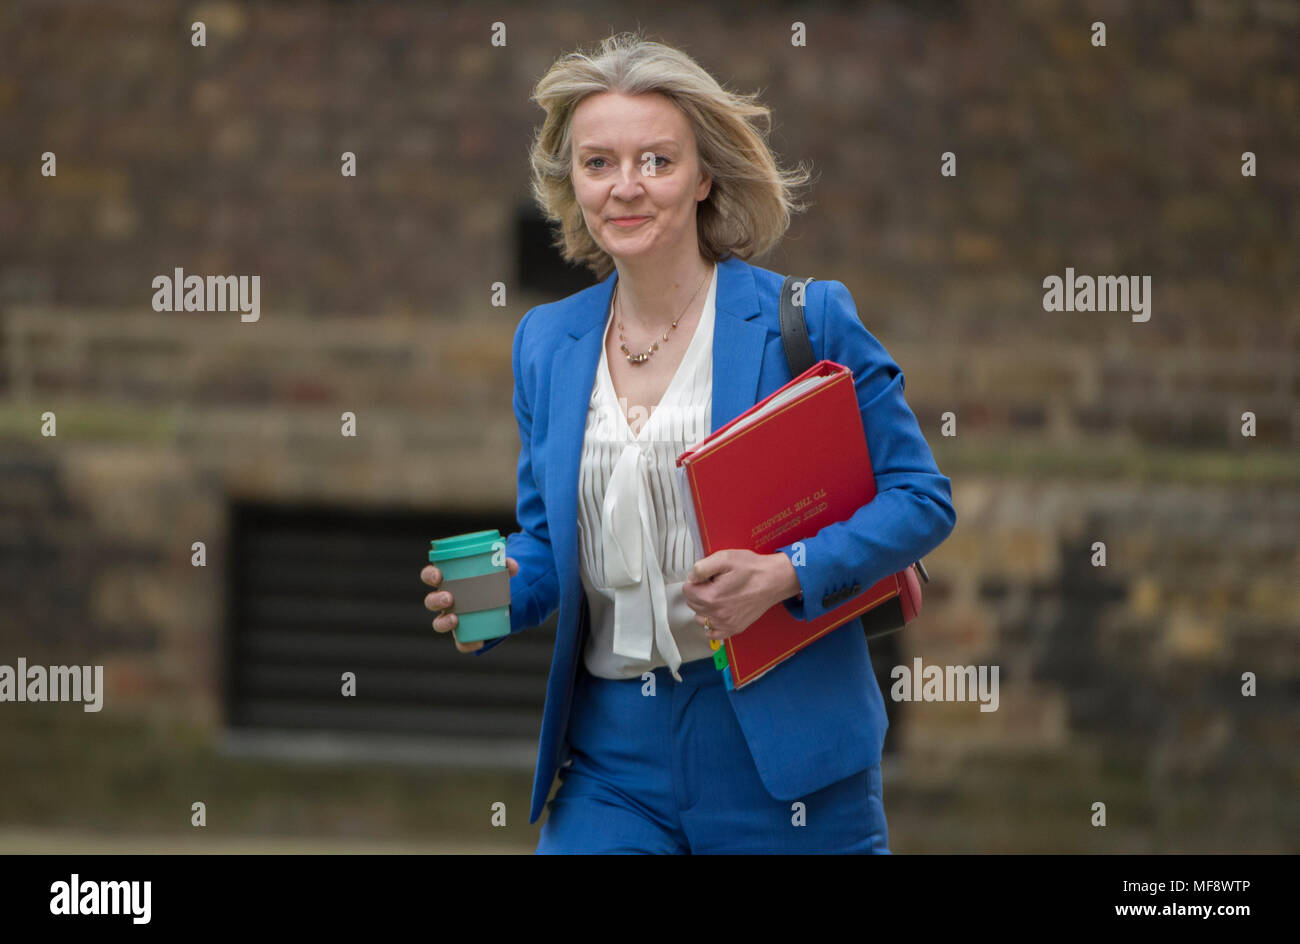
676, 359, 905, 688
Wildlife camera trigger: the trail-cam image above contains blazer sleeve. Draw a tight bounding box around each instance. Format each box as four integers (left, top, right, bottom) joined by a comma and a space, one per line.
774, 279, 956, 623
474, 306, 562, 655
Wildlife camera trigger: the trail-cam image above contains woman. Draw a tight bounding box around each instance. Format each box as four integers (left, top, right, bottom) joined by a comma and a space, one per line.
420, 32, 955, 853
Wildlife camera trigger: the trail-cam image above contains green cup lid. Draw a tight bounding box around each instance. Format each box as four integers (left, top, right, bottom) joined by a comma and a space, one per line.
429, 529, 504, 562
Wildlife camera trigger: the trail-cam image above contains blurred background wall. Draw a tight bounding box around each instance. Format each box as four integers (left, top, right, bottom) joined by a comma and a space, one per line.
0, 0, 1296, 852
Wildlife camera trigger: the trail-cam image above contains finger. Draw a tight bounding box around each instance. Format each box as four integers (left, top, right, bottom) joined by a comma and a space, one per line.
424, 590, 453, 612
433, 612, 459, 634
421, 565, 442, 587
690, 551, 729, 583
454, 638, 485, 653
506, 556, 519, 577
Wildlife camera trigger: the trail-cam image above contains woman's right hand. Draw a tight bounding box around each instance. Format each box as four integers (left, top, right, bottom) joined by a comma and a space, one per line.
421, 557, 520, 653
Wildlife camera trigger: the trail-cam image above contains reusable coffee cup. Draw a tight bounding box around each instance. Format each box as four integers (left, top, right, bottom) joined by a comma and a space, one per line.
428, 529, 511, 644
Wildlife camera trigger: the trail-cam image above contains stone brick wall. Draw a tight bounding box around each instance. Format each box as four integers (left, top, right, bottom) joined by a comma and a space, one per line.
0, 0, 1295, 848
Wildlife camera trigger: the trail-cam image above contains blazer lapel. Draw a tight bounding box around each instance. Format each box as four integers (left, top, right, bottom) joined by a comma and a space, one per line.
546, 254, 770, 596
709, 255, 768, 435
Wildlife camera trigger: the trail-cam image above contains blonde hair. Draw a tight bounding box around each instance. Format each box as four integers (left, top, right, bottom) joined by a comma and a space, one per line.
528, 31, 812, 281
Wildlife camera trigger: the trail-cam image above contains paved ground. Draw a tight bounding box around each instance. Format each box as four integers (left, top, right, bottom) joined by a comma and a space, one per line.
0, 829, 535, 854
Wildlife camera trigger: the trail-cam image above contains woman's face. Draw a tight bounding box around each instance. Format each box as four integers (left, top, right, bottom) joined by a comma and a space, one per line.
569, 91, 712, 267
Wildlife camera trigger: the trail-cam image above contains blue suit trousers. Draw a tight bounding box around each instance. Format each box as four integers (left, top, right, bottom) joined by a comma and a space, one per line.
536, 655, 890, 854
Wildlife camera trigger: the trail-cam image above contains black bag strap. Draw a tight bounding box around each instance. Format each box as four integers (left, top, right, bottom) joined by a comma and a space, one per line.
779, 275, 817, 379
779, 274, 929, 587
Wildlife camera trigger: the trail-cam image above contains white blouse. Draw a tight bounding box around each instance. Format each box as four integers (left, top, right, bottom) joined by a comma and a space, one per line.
577, 263, 720, 683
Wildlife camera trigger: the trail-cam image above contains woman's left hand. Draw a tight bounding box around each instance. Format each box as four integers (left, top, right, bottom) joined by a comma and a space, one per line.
683, 549, 788, 642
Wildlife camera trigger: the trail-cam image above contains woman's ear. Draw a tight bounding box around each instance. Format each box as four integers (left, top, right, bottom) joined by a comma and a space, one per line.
696, 169, 712, 202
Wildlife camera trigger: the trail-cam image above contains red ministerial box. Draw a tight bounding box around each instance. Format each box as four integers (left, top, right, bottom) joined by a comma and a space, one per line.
676, 359, 906, 688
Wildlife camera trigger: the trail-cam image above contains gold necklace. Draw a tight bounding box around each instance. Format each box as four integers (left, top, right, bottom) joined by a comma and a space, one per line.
615, 266, 710, 366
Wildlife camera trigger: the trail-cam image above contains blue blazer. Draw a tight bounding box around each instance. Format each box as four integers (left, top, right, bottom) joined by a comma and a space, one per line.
477, 253, 956, 825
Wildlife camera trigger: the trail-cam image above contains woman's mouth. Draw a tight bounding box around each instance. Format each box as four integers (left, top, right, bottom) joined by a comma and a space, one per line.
610, 216, 650, 228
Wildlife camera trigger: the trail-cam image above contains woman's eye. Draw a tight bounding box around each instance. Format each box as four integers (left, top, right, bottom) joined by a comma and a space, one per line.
584, 156, 669, 169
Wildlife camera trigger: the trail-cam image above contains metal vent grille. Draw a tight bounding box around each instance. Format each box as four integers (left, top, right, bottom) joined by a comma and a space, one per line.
222, 501, 555, 764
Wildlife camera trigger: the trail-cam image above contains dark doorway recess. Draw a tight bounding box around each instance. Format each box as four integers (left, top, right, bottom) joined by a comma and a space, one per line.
223, 499, 555, 765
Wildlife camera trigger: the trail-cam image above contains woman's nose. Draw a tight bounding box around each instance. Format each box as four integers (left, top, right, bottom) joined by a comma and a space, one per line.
610, 161, 647, 198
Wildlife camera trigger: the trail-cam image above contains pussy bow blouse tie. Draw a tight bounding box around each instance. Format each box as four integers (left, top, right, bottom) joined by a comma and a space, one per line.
601, 441, 684, 681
